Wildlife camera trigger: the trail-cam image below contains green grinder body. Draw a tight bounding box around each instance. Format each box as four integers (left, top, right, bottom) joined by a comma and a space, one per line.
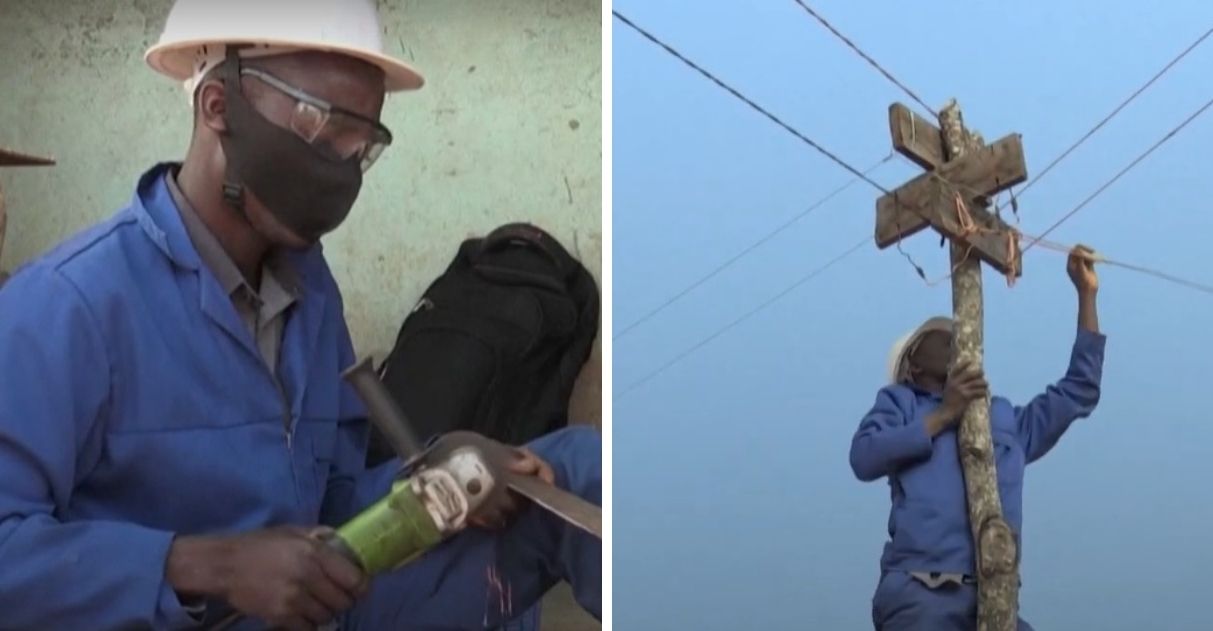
332, 479, 445, 576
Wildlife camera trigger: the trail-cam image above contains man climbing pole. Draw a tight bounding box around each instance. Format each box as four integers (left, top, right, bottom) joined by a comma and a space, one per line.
851, 245, 1105, 631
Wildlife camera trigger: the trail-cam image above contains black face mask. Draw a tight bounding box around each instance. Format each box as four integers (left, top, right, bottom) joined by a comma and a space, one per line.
219, 50, 363, 244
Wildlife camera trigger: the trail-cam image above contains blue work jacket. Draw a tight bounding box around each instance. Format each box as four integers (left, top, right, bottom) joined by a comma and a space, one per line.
850, 329, 1106, 575
0, 164, 393, 628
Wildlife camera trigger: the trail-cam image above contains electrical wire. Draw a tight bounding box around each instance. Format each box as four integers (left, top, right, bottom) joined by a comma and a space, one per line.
800, 2, 1212, 218
618, 226, 1213, 399
616, 235, 870, 399
1023, 93, 1213, 252
922, 233, 1213, 296
613, 10, 891, 194
1009, 24, 1213, 203
1027, 237, 1213, 295
614, 153, 895, 341
790, 0, 937, 118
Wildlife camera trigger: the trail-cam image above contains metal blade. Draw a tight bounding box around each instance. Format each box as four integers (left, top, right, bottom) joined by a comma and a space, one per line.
506, 472, 602, 539
341, 356, 601, 539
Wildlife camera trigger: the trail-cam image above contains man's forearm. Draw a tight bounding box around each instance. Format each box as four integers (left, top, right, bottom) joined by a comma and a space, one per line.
166, 535, 228, 599
1078, 290, 1099, 333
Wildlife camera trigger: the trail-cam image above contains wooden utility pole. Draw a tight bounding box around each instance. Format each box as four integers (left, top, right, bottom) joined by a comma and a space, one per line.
875, 100, 1026, 631
0, 147, 56, 285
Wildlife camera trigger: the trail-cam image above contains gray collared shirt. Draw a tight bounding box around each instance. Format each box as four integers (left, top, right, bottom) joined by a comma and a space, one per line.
166, 173, 303, 622
166, 173, 299, 376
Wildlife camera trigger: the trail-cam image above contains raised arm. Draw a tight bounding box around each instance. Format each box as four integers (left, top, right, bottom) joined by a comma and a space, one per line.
1015, 245, 1105, 463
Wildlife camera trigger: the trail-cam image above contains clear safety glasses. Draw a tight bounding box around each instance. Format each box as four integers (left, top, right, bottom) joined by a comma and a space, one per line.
241, 67, 393, 173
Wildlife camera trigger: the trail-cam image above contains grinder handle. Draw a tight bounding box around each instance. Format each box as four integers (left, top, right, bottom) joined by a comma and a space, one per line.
341, 357, 425, 463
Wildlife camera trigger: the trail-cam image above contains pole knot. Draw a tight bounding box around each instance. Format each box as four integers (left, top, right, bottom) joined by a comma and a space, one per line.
976, 516, 1019, 579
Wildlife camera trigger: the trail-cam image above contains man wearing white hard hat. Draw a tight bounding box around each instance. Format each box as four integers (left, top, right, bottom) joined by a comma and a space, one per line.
0, 1, 600, 629
851, 246, 1105, 630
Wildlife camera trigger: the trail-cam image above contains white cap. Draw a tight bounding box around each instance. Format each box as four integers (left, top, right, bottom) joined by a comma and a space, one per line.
144, 0, 425, 97
886, 316, 953, 384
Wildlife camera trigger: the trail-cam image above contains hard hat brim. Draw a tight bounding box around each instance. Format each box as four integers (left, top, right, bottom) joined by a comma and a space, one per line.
145, 38, 425, 92
887, 316, 953, 384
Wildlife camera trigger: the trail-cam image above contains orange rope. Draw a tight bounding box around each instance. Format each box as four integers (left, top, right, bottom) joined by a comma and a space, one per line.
1004, 230, 1020, 288
937, 192, 1020, 288
955, 192, 978, 237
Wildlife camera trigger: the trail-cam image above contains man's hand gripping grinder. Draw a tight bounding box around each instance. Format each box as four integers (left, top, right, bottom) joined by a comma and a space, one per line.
209, 357, 601, 629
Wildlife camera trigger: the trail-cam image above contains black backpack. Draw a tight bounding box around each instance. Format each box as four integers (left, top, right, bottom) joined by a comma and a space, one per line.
366, 223, 600, 467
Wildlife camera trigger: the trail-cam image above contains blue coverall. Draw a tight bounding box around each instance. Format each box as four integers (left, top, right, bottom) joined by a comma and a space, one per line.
0, 164, 601, 630
851, 329, 1105, 630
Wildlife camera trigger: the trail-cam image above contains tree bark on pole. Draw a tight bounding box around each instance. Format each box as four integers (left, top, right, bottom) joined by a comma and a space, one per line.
938, 100, 1020, 631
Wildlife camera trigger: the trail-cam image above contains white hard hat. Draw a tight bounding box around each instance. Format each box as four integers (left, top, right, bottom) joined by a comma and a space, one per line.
144, 0, 424, 95
886, 316, 953, 384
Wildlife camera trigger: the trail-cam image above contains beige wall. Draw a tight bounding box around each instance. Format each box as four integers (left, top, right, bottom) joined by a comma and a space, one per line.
0, 0, 603, 427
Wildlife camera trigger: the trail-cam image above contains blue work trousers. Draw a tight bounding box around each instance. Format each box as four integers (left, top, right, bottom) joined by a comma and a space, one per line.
872, 571, 1033, 631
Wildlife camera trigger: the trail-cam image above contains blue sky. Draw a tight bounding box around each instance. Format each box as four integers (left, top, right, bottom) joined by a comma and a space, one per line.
612, 2, 1213, 629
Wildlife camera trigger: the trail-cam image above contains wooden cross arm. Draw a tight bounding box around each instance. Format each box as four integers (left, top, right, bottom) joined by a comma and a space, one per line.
874, 104, 945, 242
889, 103, 945, 171
875, 182, 1023, 276
880, 104, 1027, 252
874, 133, 1027, 247
873, 192, 1022, 277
